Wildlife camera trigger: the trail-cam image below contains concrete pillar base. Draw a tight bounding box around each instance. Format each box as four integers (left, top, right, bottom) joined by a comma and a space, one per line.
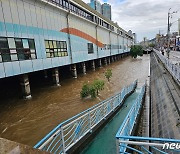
98, 59, 102, 67
82, 62, 86, 75
111, 56, 114, 62
71, 64, 77, 78
20, 74, 32, 99
44, 70, 48, 79
114, 56, 117, 61
104, 58, 107, 65
91, 60, 95, 71
108, 57, 111, 64
52, 68, 60, 86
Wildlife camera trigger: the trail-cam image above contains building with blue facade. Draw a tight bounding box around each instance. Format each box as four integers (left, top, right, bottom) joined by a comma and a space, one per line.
88, 0, 102, 14
0, 0, 134, 98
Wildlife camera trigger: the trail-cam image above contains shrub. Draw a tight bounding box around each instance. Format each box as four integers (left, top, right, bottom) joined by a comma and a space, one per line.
130, 45, 143, 58
93, 79, 105, 95
80, 79, 105, 99
80, 83, 90, 98
105, 69, 112, 82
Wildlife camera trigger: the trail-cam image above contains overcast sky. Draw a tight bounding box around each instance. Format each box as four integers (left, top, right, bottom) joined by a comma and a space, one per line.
82, 0, 180, 42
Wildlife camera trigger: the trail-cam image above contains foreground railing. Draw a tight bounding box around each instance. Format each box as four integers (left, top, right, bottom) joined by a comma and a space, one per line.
34, 80, 137, 153
116, 136, 180, 153
154, 49, 180, 84
116, 84, 146, 153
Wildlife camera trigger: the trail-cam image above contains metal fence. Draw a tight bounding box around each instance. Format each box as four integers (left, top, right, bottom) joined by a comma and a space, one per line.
154, 49, 180, 84
116, 84, 146, 153
34, 80, 137, 153
116, 136, 180, 153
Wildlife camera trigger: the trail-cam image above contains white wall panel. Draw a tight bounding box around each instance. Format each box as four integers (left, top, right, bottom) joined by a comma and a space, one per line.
23, 1, 32, 27
17, 0, 28, 38
9, 0, 19, 25
30, 4, 38, 28
16, 0, 26, 26
0, 63, 5, 78
1, 0, 12, 23
0, 0, 6, 36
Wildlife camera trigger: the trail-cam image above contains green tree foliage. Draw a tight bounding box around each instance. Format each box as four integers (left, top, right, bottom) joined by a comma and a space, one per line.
149, 43, 155, 48
104, 69, 112, 82
130, 45, 143, 58
80, 79, 105, 99
93, 79, 105, 95
89, 85, 96, 98
80, 83, 90, 98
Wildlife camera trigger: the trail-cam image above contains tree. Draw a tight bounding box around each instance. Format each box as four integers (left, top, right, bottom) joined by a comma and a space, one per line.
105, 69, 112, 82
80, 79, 105, 99
130, 45, 143, 58
149, 43, 155, 48
89, 85, 96, 98
93, 79, 105, 95
80, 83, 90, 98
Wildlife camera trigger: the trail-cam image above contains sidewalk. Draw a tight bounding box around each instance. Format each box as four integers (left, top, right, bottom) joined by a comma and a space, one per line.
150, 52, 180, 139
163, 50, 180, 65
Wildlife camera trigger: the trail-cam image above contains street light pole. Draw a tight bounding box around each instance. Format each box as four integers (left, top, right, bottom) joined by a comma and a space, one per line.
167, 8, 171, 59
167, 8, 177, 59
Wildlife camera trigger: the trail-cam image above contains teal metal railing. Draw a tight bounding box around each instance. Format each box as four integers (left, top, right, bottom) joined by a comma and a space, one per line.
154, 49, 180, 85
116, 84, 146, 153
34, 80, 137, 153
116, 136, 180, 154
116, 84, 180, 153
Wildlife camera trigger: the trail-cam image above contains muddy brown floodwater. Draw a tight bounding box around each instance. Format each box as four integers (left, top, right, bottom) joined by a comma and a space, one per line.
0, 55, 149, 146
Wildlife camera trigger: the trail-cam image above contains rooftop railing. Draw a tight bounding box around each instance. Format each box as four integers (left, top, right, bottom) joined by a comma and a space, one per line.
154, 49, 180, 85
34, 80, 137, 153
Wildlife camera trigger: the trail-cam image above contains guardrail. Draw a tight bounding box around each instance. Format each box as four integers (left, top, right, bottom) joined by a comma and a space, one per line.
34, 80, 137, 153
116, 84, 146, 153
116, 136, 180, 153
154, 49, 180, 84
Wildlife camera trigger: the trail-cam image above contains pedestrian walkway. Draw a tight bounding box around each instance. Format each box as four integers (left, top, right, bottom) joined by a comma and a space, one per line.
163, 50, 180, 65
150, 52, 180, 139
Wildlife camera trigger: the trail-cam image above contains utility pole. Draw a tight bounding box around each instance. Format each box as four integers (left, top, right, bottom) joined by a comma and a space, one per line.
178, 18, 180, 35
167, 8, 177, 58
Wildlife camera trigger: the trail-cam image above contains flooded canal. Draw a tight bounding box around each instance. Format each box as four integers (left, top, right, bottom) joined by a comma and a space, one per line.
0, 55, 149, 146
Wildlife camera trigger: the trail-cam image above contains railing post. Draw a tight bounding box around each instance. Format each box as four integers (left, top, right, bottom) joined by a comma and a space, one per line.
88, 110, 92, 132
61, 126, 66, 154
116, 138, 120, 154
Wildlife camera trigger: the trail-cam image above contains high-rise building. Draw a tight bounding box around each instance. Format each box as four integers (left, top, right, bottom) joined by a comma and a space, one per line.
88, 0, 102, 14
102, 3, 112, 20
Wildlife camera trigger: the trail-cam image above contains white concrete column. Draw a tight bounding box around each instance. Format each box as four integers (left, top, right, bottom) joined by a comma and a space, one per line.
108, 57, 111, 64
98, 59, 102, 67
71, 64, 77, 78
91, 60, 95, 71
111, 56, 114, 62
104, 58, 107, 65
82, 62, 86, 75
52, 68, 60, 86
20, 74, 32, 99
44, 70, 48, 79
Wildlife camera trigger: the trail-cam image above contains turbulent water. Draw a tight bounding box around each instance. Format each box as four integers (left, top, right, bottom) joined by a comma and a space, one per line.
0, 55, 149, 146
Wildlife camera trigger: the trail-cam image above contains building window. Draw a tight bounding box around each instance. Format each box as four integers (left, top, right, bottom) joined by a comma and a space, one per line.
45, 40, 68, 58
0, 37, 36, 63
88, 43, 94, 54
